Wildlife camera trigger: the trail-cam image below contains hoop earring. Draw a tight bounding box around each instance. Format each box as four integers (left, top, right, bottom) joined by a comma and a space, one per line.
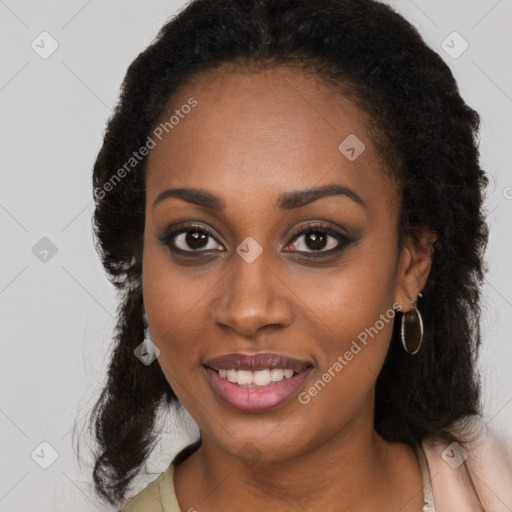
401, 293, 424, 355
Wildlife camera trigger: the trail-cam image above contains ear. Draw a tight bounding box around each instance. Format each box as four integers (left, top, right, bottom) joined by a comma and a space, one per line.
394, 229, 437, 312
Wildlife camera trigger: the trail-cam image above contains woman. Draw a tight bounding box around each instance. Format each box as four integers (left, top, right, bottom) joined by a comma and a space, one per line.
88, 0, 512, 510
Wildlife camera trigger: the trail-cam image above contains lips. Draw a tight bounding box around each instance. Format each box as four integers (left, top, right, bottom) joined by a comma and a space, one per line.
203, 352, 313, 413
204, 352, 311, 373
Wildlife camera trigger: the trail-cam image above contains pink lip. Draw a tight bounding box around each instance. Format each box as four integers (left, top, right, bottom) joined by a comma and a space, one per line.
204, 352, 311, 372
204, 366, 312, 413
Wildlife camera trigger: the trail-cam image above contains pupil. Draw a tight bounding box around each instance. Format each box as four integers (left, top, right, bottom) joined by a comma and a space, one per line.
186, 231, 208, 249
307, 232, 326, 250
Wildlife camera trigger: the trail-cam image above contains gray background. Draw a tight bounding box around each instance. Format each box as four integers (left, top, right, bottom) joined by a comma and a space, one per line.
0, 0, 510, 510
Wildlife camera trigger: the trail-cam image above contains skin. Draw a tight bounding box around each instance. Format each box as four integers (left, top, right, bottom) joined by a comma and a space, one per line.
142, 64, 435, 511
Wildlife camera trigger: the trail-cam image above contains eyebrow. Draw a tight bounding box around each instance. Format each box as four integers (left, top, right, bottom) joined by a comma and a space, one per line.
152, 183, 365, 211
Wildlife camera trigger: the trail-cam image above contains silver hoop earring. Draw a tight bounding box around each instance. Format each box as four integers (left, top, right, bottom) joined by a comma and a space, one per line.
401, 293, 424, 355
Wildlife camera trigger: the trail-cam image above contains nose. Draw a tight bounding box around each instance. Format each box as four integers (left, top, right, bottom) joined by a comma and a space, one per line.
210, 247, 294, 339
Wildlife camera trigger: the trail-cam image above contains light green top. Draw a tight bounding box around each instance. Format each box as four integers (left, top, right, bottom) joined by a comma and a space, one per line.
121, 463, 179, 512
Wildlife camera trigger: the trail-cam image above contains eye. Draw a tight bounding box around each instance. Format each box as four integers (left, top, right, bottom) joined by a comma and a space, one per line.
284, 224, 353, 255
157, 223, 224, 254
157, 222, 354, 257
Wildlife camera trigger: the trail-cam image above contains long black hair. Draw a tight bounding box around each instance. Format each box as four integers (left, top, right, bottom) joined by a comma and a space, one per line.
88, 0, 488, 505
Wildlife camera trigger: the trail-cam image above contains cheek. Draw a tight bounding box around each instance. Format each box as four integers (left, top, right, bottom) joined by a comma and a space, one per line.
142, 264, 208, 411
295, 242, 398, 339
143, 224, 210, 319
141, 245, 228, 404
143, 271, 210, 364
292, 247, 398, 404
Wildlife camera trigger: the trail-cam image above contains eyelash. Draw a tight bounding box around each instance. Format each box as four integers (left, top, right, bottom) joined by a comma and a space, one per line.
157, 222, 355, 258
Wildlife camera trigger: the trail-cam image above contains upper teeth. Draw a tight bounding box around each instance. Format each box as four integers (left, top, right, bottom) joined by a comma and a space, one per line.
218, 368, 295, 386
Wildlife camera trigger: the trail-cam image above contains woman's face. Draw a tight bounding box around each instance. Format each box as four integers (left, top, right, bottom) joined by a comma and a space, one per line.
142, 65, 426, 462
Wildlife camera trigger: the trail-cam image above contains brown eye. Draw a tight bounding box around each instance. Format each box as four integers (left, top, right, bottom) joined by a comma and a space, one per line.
304, 231, 330, 251
158, 224, 224, 253
180, 230, 209, 250
284, 225, 353, 255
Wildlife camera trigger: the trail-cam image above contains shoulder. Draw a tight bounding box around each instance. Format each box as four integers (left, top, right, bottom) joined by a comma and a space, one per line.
120, 463, 180, 512
421, 417, 512, 511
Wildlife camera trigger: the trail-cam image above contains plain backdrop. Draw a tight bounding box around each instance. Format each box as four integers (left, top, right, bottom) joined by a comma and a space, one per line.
0, 0, 511, 510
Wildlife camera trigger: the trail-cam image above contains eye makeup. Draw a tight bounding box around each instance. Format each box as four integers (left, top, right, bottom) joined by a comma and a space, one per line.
156, 220, 359, 261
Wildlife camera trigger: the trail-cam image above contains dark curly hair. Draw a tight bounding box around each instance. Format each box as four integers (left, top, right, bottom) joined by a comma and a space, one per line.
87, 0, 489, 506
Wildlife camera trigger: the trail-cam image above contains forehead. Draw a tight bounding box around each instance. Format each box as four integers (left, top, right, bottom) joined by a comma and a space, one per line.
145, 64, 394, 214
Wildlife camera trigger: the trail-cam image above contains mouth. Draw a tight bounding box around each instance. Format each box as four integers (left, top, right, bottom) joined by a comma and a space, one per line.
203, 352, 313, 412
208, 367, 300, 387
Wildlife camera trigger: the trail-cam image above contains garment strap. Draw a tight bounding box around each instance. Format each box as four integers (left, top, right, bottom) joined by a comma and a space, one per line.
416, 443, 435, 511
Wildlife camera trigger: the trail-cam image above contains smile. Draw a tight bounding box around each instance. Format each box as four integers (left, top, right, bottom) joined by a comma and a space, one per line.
203, 352, 313, 412
216, 368, 297, 387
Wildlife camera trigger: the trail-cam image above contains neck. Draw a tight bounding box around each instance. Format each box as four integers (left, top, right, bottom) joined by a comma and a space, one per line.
173, 410, 424, 511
